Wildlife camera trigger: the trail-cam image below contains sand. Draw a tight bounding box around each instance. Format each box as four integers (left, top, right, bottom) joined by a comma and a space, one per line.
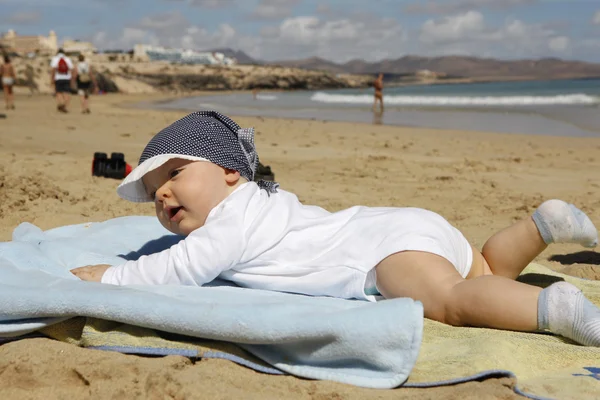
1, 93, 599, 399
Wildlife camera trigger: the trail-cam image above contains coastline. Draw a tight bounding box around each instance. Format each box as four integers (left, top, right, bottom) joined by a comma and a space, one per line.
147, 90, 600, 137
1, 92, 599, 399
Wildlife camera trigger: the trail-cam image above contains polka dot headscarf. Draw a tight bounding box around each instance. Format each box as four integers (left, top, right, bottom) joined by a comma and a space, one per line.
117, 110, 279, 202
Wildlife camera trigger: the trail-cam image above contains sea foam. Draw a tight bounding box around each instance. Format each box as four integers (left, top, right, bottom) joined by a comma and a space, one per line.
256, 94, 278, 101
310, 92, 599, 106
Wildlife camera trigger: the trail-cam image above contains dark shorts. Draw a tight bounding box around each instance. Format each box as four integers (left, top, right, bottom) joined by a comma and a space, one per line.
55, 79, 72, 93
77, 81, 91, 90
77, 81, 92, 96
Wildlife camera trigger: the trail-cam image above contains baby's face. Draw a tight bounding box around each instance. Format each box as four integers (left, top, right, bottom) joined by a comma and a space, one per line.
142, 159, 235, 235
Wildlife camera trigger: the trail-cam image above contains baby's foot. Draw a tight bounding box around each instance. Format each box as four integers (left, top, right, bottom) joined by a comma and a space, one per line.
538, 281, 600, 347
532, 199, 598, 247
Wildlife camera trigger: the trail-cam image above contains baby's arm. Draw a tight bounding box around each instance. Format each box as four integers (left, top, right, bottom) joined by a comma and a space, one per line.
71, 221, 245, 286
71, 264, 111, 282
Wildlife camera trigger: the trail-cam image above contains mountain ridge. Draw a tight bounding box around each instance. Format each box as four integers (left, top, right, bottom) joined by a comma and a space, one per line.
207, 48, 600, 80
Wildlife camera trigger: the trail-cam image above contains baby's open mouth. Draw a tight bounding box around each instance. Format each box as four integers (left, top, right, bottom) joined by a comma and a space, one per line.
169, 207, 183, 218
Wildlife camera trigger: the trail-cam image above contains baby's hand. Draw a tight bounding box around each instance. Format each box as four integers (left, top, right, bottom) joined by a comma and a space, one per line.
71, 264, 111, 282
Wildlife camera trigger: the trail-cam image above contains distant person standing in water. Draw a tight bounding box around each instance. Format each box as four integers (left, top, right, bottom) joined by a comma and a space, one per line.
1, 54, 16, 110
50, 49, 74, 113
74, 54, 97, 114
373, 73, 384, 113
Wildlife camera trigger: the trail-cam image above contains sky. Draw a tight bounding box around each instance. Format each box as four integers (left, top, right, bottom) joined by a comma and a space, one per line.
2, 0, 600, 63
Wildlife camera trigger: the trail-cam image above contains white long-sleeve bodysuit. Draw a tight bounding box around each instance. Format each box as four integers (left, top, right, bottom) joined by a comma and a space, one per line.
102, 182, 473, 302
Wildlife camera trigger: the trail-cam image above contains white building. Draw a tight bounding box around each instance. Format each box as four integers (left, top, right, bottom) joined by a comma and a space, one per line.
133, 44, 236, 65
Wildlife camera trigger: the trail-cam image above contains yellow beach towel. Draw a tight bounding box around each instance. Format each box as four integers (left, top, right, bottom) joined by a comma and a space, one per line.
40, 317, 280, 374
406, 263, 600, 400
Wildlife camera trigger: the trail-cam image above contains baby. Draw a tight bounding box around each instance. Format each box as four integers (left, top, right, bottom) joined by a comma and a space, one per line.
72, 110, 600, 347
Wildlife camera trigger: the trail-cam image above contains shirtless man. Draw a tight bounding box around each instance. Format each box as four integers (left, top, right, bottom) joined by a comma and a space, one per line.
1, 55, 16, 110
373, 73, 384, 113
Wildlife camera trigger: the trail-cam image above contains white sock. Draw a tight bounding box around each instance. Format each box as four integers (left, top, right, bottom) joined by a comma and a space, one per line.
538, 281, 600, 346
532, 199, 598, 247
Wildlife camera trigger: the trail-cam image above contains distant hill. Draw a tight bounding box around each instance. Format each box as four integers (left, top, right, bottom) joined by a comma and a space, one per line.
269, 55, 600, 80
270, 56, 347, 74
198, 49, 600, 80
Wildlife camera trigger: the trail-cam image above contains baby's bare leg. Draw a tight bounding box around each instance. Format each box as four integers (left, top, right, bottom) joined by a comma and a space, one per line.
377, 250, 600, 346
375, 251, 540, 331
482, 218, 546, 279
482, 200, 598, 280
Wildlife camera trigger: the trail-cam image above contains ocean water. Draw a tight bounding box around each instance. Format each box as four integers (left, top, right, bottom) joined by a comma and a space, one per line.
153, 78, 600, 137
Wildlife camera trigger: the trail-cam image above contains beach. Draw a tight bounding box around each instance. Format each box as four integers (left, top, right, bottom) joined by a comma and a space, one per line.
1, 93, 599, 399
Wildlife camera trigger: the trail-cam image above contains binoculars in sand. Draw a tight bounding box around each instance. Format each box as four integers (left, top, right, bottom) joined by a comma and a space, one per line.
92, 152, 274, 182
92, 152, 133, 180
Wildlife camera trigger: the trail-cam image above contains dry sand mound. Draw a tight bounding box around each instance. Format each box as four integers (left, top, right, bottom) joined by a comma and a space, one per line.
0, 166, 74, 218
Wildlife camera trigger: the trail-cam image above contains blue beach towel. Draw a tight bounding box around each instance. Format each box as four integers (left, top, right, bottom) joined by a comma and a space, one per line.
0, 216, 424, 389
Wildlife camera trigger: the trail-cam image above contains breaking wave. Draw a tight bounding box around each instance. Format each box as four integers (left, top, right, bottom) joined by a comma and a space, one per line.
256, 94, 278, 101
310, 92, 599, 106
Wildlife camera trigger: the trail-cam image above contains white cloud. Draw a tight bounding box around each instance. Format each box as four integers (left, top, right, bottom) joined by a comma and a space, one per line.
418, 11, 571, 58
278, 17, 320, 44
87, 6, 585, 63
89, 11, 405, 63
91, 11, 253, 53
593, 11, 600, 25
250, 0, 302, 20
91, 28, 157, 50
159, 0, 236, 7
258, 15, 405, 61
420, 11, 485, 43
405, 0, 538, 14
122, 28, 153, 44
188, 0, 236, 8
138, 11, 188, 33
275, 16, 372, 44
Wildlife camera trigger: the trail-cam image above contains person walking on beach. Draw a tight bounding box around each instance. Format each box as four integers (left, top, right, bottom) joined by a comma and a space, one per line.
73, 54, 97, 114
50, 49, 74, 113
373, 73, 384, 113
1, 54, 16, 110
